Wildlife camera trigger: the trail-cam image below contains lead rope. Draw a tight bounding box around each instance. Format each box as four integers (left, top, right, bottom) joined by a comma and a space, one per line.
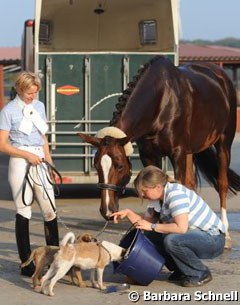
22, 160, 62, 212
22, 161, 73, 232
94, 221, 109, 239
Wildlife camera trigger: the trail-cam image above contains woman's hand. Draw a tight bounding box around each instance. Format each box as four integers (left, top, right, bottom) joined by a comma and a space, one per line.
26, 152, 42, 165
135, 219, 152, 231
112, 209, 142, 224
111, 209, 130, 223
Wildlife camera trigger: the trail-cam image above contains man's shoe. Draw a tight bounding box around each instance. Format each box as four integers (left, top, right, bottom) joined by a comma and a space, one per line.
168, 271, 186, 283
181, 270, 212, 287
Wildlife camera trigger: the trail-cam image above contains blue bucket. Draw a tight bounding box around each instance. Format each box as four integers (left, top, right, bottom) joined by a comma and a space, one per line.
114, 229, 165, 285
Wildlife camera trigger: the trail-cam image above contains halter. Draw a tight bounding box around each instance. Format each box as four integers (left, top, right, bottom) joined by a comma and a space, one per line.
97, 183, 124, 193
97, 170, 132, 194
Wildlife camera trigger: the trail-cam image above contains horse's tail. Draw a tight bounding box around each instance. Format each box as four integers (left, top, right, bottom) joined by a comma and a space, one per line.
60, 232, 76, 246
194, 147, 240, 195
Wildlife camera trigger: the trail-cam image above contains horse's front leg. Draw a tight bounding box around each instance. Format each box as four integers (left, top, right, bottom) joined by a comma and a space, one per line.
171, 151, 196, 190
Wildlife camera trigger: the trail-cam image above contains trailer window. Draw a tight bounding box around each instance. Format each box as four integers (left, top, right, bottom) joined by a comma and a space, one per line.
39, 20, 52, 44
139, 20, 157, 45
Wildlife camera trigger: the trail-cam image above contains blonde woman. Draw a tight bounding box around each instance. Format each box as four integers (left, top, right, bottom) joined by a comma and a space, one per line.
112, 165, 225, 287
0, 72, 59, 276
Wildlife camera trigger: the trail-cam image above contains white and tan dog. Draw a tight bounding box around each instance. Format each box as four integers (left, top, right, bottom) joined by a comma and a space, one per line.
40, 232, 125, 296
21, 233, 96, 289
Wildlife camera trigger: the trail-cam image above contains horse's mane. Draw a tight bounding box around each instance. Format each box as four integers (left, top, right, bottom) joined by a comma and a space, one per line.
110, 56, 165, 126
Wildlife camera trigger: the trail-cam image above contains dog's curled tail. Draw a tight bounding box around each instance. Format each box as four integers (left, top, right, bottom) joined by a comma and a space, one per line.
21, 250, 35, 268
60, 231, 76, 246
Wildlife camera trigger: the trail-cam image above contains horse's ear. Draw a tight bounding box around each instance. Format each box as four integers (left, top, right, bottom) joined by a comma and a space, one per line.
118, 137, 134, 156
77, 132, 101, 147
118, 136, 131, 146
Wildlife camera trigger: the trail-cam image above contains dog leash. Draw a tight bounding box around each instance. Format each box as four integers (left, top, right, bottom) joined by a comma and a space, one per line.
96, 242, 112, 264
57, 215, 73, 232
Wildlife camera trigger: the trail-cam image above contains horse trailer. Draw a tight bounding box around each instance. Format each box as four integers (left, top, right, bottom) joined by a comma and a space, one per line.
22, 0, 180, 183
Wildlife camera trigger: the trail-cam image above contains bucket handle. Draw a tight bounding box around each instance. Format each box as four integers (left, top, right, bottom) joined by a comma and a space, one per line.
122, 226, 142, 259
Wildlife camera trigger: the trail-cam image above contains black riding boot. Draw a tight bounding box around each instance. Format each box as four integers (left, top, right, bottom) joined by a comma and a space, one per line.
44, 217, 59, 246
15, 214, 35, 277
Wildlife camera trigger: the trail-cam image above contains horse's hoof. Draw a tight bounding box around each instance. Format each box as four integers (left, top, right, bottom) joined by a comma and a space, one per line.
224, 236, 232, 249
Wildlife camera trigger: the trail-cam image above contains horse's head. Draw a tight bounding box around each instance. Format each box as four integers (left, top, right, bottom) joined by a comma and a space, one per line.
77, 127, 133, 220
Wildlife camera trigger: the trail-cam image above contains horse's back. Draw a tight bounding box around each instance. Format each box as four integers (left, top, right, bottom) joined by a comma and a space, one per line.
179, 61, 236, 104
177, 61, 237, 150
179, 61, 236, 117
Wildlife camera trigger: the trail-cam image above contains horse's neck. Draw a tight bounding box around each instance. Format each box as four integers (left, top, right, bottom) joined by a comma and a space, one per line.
114, 111, 151, 141
111, 56, 174, 140
113, 120, 134, 139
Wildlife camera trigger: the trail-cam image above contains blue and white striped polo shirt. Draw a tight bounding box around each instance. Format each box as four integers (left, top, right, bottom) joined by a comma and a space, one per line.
147, 182, 226, 235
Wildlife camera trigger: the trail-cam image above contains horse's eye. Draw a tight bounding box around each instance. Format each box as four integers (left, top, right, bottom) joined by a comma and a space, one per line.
116, 164, 124, 171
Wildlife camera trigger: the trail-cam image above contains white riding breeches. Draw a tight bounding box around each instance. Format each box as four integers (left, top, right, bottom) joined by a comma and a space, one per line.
8, 146, 56, 221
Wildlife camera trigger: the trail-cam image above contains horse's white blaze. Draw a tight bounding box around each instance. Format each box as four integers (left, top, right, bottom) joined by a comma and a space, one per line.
221, 207, 229, 231
100, 154, 112, 215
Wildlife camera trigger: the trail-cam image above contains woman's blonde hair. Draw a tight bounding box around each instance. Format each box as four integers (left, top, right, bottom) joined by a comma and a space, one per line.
15, 71, 41, 93
134, 165, 173, 198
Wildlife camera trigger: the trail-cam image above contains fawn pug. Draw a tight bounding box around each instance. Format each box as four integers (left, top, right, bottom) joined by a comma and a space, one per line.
40, 232, 126, 296
21, 233, 95, 289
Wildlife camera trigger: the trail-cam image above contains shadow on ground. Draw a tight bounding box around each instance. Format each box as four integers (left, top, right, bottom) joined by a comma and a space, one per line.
58, 184, 137, 199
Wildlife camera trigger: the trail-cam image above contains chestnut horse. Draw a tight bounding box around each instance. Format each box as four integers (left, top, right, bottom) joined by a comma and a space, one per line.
78, 56, 240, 247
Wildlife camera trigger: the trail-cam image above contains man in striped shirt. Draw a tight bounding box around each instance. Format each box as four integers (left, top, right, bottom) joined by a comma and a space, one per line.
112, 165, 225, 287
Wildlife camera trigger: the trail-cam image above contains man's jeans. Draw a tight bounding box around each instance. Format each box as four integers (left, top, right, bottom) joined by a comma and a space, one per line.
145, 229, 225, 279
